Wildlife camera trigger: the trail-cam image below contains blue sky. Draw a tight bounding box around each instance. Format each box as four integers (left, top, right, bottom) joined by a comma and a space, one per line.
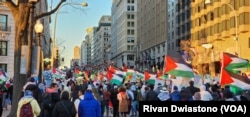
49, 0, 112, 67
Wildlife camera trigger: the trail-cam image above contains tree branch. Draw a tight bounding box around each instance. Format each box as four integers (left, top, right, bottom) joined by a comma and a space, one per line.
34, 0, 66, 21
4, 0, 18, 17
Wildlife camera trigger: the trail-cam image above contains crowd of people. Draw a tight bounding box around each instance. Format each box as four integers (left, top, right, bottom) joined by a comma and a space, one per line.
4, 64, 250, 117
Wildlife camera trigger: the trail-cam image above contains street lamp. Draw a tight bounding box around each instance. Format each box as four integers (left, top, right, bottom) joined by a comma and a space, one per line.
205, 0, 239, 55
34, 20, 44, 46
51, 2, 88, 68
34, 19, 44, 83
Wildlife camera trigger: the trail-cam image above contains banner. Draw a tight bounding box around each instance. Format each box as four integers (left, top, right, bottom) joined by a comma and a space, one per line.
139, 101, 250, 117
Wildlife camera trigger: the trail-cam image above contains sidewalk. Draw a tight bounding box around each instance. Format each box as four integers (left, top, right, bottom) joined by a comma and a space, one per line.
2, 105, 10, 117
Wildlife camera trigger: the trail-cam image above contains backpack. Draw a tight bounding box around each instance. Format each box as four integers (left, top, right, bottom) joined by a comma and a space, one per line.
43, 93, 54, 110
20, 101, 34, 117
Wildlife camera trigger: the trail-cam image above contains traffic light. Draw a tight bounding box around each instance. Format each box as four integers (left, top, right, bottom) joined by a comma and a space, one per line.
56, 48, 59, 60
55, 47, 59, 67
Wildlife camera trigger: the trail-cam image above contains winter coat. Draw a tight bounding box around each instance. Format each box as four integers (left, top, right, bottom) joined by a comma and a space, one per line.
78, 91, 101, 117
52, 100, 76, 117
170, 91, 181, 101
17, 97, 41, 117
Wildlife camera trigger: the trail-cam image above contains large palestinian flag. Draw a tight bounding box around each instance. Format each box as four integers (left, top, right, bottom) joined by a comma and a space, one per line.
220, 68, 250, 94
107, 66, 125, 86
144, 70, 156, 85
222, 52, 250, 71
163, 56, 194, 78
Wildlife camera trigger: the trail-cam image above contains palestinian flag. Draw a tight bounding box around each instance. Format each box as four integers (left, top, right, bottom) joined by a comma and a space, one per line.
164, 56, 194, 78
108, 66, 125, 76
220, 68, 250, 94
0, 69, 9, 81
222, 52, 250, 70
125, 69, 135, 81
110, 74, 124, 86
144, 70, 156, 85
107, 66, 125, 85
136, 71, 144, 79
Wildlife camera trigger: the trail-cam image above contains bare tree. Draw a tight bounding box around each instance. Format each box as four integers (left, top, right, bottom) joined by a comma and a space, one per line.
1, 0, 66, 116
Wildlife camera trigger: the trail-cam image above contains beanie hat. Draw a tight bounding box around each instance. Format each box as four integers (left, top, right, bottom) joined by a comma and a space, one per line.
24, 90, 33, 97
173, 86, 178, 91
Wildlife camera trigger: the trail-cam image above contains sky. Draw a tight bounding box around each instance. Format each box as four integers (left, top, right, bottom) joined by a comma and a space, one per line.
49, 0, 112, 67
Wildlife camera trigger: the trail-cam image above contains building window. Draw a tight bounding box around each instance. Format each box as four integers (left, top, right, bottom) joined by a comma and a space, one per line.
0, 14, 8, 31
239, 12, 250, 25
0, 41, 7, 56
131, 6, 135, 11
239, 0, 250, 7
0, 63, 7, 72
127, 55, 134, 61
127, 6, 130, 11
127, 14, 130, 19
131, 14, 134, 19
127, 45, 134, 51
127, 37, 135, 43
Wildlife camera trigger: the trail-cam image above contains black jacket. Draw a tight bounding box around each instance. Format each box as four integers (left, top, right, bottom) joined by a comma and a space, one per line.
52, 100, 76, 117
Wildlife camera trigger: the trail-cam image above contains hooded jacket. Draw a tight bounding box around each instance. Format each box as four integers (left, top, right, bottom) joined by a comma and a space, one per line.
78, 90, 101, 117
17, 97, 41, 117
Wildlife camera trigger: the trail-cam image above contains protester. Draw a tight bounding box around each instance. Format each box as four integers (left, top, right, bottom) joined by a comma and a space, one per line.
52, 90, 76, 117
78, 89, 101, 117
17, 90, 41, 117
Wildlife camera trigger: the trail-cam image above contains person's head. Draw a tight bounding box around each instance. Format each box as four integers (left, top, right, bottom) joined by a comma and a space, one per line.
157, 83, 162, 88
160, 87, 168, 93
118, 86, 126, 92
193, 92, 201, 100
24, 90, 33, 97
60, 90, 70, 100
173, 85, 178, 91
46, 64, 51, 70
78, 89, 85, 96
148, 84, 154, 90
50, 83, 58, 89
28, 77, 35, 83
189, 81, 194, 86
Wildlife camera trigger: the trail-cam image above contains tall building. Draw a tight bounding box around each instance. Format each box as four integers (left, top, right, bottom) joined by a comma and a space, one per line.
191, 0, 250, 77
86, 27, 94, 65
137, 0, 168, 71
111, 0, 137, 69
167, 0, 191, 57
81, 27, 93, 65
0, 4, 15, 77
92, 16, 112, 68
80, 40, 87, 65
71, 46, 81, 67
74, 46, 81, 59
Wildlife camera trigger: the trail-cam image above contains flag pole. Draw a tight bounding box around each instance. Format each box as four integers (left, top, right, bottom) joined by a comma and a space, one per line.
219, 52, 224, 88
163, 40, 168, 87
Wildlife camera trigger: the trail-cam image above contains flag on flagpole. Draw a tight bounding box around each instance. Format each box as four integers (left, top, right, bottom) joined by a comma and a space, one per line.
222, 52, 250, 71
164, 56, 194, 78
220, 68, 250, 94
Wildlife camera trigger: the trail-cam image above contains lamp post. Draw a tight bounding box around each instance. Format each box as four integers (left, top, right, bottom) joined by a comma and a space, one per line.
34, 20, 44, 46
34, 20, 44, 83
205, 0, 239, 56
28, 0, 39, 77
51, 2, 88, 68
